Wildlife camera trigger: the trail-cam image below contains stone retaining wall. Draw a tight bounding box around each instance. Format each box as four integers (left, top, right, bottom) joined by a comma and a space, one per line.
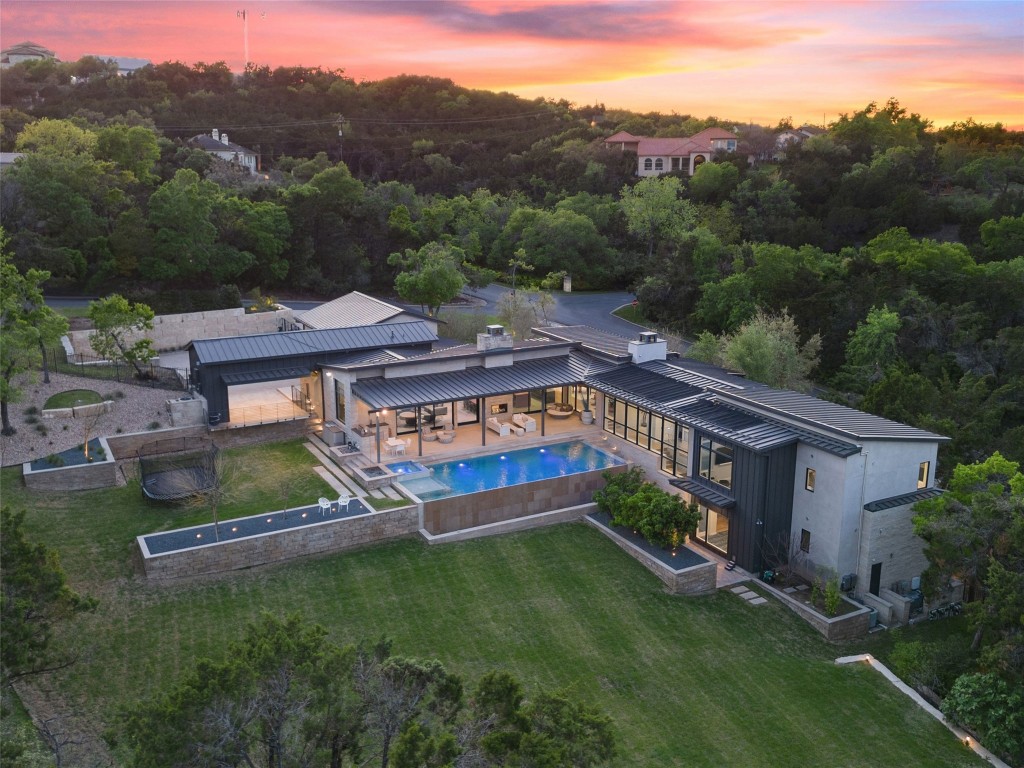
139, 505, 420, 579
106, 420, 306, 460
42, 401, 113, 420
23, 437, 116, 491
421, 463, 626, 534
423, 503, 594, 544
587, 519, 717, 595
69, 306, 295, 356
763, 583, 871, 641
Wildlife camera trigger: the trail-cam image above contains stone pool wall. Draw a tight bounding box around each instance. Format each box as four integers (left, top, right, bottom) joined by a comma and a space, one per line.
420, 463, 627, 535
139, 505, 420, 579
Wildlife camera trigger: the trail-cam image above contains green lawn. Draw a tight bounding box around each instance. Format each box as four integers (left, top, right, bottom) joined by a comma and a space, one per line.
2, 450, 983, 767
612, 303, 646, 325
43, 388, 103, 409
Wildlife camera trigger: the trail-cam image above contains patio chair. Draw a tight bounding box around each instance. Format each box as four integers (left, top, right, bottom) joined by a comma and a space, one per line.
337, 493, 351, 512
318, 497, 332, 516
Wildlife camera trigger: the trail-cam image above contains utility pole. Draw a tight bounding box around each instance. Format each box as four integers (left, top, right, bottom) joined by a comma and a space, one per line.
237, 9, 249, 68
337, 115, 344, 163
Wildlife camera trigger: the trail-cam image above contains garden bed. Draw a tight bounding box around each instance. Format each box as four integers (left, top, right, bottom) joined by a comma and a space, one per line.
23, 437, 117, 491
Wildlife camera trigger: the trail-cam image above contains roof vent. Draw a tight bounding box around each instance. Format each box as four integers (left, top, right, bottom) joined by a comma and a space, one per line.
486, 324, 504, 336
639, 331, 658, 344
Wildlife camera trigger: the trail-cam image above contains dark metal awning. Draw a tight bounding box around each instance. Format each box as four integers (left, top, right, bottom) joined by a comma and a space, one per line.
221, 367, 309, 385
670, 477, 736, 509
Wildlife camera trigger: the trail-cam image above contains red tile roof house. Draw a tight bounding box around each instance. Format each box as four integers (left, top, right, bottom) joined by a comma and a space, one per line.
603, 127, 741, 176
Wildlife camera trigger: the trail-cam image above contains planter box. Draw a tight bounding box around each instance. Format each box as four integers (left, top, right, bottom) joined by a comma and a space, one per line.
23, 437, 117, 491
762, 582, 871, 641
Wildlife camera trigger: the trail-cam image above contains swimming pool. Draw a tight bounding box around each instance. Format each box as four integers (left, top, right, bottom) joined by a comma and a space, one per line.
386, 460, 430, 479
399, 440, 624, 501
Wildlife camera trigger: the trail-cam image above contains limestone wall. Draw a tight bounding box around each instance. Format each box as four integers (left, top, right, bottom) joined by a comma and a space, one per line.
762, 583, 871, 641
23, 437, 117, 491
69, 306, 295, 356
139, 506, 420, 579
587, 519, 717, 595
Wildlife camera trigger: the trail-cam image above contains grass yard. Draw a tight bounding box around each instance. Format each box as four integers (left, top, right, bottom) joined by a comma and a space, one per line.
612, 304, 646, 325
2, 450, 984, 767
43, 389, 103, 409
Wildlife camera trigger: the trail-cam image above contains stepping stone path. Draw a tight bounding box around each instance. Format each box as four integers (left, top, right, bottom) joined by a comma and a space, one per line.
730, 583, 769, 607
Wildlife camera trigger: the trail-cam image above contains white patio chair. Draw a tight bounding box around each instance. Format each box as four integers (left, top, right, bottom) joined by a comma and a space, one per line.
318, 497, 332, 516
337, 493, 351, 512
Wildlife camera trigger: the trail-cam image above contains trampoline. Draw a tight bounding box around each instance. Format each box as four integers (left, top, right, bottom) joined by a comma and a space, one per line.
138, 439, 220, 501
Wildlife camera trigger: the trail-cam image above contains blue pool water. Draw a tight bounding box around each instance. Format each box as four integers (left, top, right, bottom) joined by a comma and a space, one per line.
399, 440, 623, 501
386, 460, 430, 478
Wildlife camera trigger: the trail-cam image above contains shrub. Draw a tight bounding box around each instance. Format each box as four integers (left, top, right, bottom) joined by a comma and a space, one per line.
35, 424, 48, 436
45, 454, 65, 467
61, 424, 69, 431
593, 467, 645, 520
943, 673, 1024, 765
621, 485, 700, 549
147, 421, 161, 430
23, 415, 38, 425
23, 406, 39, 415
824, 578, 841, 617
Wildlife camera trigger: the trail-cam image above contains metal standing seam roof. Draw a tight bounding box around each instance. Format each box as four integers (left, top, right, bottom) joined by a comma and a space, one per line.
351, 353, 595, 410
670, 477, 736, 509
190, 321, 437, 365
535, 325, 645, 358
298, 291, 433, 330
864, 487, 944, 512
720, 388, 949, 442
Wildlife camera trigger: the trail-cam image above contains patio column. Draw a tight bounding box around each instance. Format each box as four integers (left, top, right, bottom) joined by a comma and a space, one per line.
540, 404, 545, 436
481, 396, 487, 446
375, 410, 382, 464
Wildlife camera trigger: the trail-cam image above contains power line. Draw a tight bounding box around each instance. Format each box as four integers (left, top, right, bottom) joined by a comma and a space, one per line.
156, 109, 561, 132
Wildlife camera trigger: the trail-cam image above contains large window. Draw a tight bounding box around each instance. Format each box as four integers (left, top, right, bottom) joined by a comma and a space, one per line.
698, 437, 733, 488
643, 158, 653, 171
602, 396, 688, 477
654, 158, 664, 171
695, 503, 730, 554
334, 379, 346, 423
805, 468, 815, 492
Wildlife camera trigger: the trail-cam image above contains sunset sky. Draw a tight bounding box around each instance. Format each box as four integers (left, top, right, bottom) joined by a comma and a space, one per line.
2, 0, 1022, 129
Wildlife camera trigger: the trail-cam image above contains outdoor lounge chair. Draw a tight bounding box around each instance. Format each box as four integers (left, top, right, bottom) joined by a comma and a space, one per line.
319, 497, 332, 516
337, 493, 351, 512
512, 413, 537, 432
486, 416, 511, 436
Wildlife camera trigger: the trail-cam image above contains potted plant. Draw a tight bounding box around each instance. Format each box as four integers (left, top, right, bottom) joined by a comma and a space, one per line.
580, 390, 594, 425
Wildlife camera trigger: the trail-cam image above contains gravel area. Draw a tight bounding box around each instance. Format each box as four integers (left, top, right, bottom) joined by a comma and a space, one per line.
0, 371, 183, 468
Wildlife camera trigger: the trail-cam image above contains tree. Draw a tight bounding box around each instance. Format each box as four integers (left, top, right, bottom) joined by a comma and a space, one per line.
144, 168, 219, 282
689, 309, 821, 392
619, 176, 694, 260
688, 161, 740, 204
95, 124, 160, 185
389, 241, 467, 316
836, 306, 902, 391
14, 117, 97, 157
87, 294, 155, 378
942, 673, 1024, 766
1, 508, 96, 684
0, 239, 69, 435
913, 453, 1024, 660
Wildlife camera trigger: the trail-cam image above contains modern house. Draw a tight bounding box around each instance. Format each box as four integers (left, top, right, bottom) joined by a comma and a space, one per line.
603, 127, 741, 176
189, 129, 258, 174
186, 319, 944, 615
1, 41, 56, 68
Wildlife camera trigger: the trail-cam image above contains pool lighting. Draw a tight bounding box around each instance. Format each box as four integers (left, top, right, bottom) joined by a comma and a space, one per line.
458, 462, 465, 467
500, 455, 506, 460
539, 448, 546, 453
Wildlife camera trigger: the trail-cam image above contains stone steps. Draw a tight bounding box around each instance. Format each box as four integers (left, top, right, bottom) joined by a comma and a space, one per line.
304, 441, 364, 497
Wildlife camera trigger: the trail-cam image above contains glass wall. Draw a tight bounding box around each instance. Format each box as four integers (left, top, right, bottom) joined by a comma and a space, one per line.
698, 437, 734, 489
602, 396, 689, 477
695, 503, 730, 554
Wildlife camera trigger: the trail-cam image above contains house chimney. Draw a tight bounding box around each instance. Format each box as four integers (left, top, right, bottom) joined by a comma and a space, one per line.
221, 133, 230, 145
628, 331, 667, 364
212, 128, 219, 141
477, 325, 514, 360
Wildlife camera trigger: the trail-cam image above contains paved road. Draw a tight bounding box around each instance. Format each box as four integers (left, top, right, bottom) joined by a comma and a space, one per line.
459, 284, 644, 336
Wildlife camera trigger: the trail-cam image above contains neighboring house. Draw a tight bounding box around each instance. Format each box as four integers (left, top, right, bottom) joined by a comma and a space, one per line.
1, 41, 56, 67
84, 55, 151, 76
604, 127, 741, 176
296, 291, 440, 336
187, 318, 945, 623
775, 124, 828, 154
189, 129, 258, 174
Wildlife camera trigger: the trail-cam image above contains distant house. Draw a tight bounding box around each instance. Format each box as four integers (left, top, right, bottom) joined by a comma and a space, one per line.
189, 129, 258, 174
296, 291, 441, 336
1, 41, 56, 68
604, 127, 741, 176
775, 125, 827, 151
0, 152, 25, 173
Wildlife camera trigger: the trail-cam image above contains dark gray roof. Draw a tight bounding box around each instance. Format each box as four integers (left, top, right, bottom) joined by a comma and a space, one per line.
221, 367, 309, 385
720, 388, 948, 442
190, 134, 256, 155
535, 326, 642, 359
864, 487, 943, 512
352, 353, 594, 410
643, 359, 750, 392
190, 321, 437, 365
670, 477, 736, 509
590, 365, 704, 407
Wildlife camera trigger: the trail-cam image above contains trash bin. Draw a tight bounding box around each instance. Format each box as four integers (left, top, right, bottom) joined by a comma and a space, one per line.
868, 608, 878, 628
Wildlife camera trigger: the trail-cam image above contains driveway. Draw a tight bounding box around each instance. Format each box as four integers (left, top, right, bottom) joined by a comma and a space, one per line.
461, 284, 644, 336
